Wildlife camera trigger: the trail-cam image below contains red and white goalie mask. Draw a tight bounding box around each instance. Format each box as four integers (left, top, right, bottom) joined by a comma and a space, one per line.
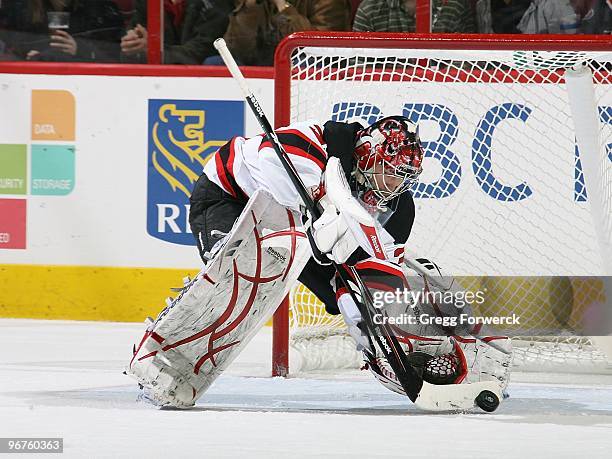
353, 116, 424, 207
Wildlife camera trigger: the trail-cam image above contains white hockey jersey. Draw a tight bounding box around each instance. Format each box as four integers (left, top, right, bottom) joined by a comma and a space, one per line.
203, 122, 327, 210
203, 121, 403, 264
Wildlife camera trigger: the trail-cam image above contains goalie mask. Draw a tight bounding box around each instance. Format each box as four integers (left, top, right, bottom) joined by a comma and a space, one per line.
353, 116, 424, 208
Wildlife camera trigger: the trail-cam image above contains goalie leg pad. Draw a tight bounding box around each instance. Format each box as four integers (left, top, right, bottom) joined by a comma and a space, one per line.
363, 337, 508, 412
126, 190, 310, 407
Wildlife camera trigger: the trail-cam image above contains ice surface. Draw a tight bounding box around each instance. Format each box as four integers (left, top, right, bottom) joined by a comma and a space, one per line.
1, 319, 611, 458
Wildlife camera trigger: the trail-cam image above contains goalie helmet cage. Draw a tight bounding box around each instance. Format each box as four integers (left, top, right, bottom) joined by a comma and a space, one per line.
271, 32, 612, 377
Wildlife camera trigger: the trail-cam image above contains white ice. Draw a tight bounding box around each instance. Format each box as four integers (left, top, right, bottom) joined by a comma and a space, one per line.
1, 319, 612, 458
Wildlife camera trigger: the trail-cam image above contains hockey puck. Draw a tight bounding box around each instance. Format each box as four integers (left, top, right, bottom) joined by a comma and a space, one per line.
475, 390, 500, 412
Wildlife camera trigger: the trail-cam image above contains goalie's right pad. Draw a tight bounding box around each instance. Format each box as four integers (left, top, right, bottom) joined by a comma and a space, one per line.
126, 190, 310, 408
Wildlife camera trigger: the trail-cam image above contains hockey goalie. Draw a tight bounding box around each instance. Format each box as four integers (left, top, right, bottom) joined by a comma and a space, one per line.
126, 116, 512, 411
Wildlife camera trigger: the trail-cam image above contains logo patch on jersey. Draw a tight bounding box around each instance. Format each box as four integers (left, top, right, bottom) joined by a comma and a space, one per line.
146, 99, 245, 245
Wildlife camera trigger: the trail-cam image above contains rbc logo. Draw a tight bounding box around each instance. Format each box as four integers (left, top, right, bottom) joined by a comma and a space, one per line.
332, 101, 612, 202
146, 99, 245, 245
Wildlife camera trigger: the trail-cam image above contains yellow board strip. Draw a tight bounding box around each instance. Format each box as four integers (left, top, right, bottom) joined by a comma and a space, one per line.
0, 264, 199, 322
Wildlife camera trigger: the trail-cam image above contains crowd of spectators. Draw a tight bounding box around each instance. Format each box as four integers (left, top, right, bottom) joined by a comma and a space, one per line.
0, 0, 124, 62
120, 0, 233, 64
0, 0, 610, 65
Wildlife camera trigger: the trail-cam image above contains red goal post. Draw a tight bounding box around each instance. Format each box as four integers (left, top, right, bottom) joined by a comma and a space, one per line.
271, 32, 612, 377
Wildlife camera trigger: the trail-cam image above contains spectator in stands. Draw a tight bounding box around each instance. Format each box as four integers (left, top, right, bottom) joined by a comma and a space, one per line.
121, 0, 233, 64
478, 0, 597, 34
580, 0, 612, 33
0, 0, 123, 62
353, 0, 476, 33
571, 0, 593, 19
515, 0, 580, 33
222, 0, 352, 67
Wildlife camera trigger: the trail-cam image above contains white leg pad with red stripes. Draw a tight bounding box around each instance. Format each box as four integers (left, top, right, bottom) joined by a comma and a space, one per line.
125, 190, 310, 408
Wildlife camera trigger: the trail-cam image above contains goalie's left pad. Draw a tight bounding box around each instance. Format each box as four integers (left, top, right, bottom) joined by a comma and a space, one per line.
397, 253, 513, 393
363, 334, 511, 411
337, 256, 512, 411
126, 190, 310, 408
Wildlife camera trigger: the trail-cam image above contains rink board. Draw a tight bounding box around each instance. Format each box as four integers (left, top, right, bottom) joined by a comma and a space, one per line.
0, 265, 199, 321
0, 66, 610, 320
0, 69, 273, 320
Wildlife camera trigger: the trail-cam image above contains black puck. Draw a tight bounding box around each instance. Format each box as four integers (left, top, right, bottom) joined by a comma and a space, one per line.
475, 390, 500, 412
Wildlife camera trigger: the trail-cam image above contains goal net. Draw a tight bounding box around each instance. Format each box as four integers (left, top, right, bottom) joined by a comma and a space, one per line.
272, 32, 612, 376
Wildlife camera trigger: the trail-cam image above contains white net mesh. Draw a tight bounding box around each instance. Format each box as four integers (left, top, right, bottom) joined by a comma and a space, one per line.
279, 37, 612, 374
289, 280, 612, 374
289, 283, 362, 373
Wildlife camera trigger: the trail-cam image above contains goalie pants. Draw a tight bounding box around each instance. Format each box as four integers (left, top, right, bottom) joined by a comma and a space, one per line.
189, 173, 246, 258
189, 171, 417, 315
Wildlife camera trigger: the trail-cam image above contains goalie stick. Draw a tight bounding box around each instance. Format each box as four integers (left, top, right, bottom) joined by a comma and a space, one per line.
213, 38, 501, 412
